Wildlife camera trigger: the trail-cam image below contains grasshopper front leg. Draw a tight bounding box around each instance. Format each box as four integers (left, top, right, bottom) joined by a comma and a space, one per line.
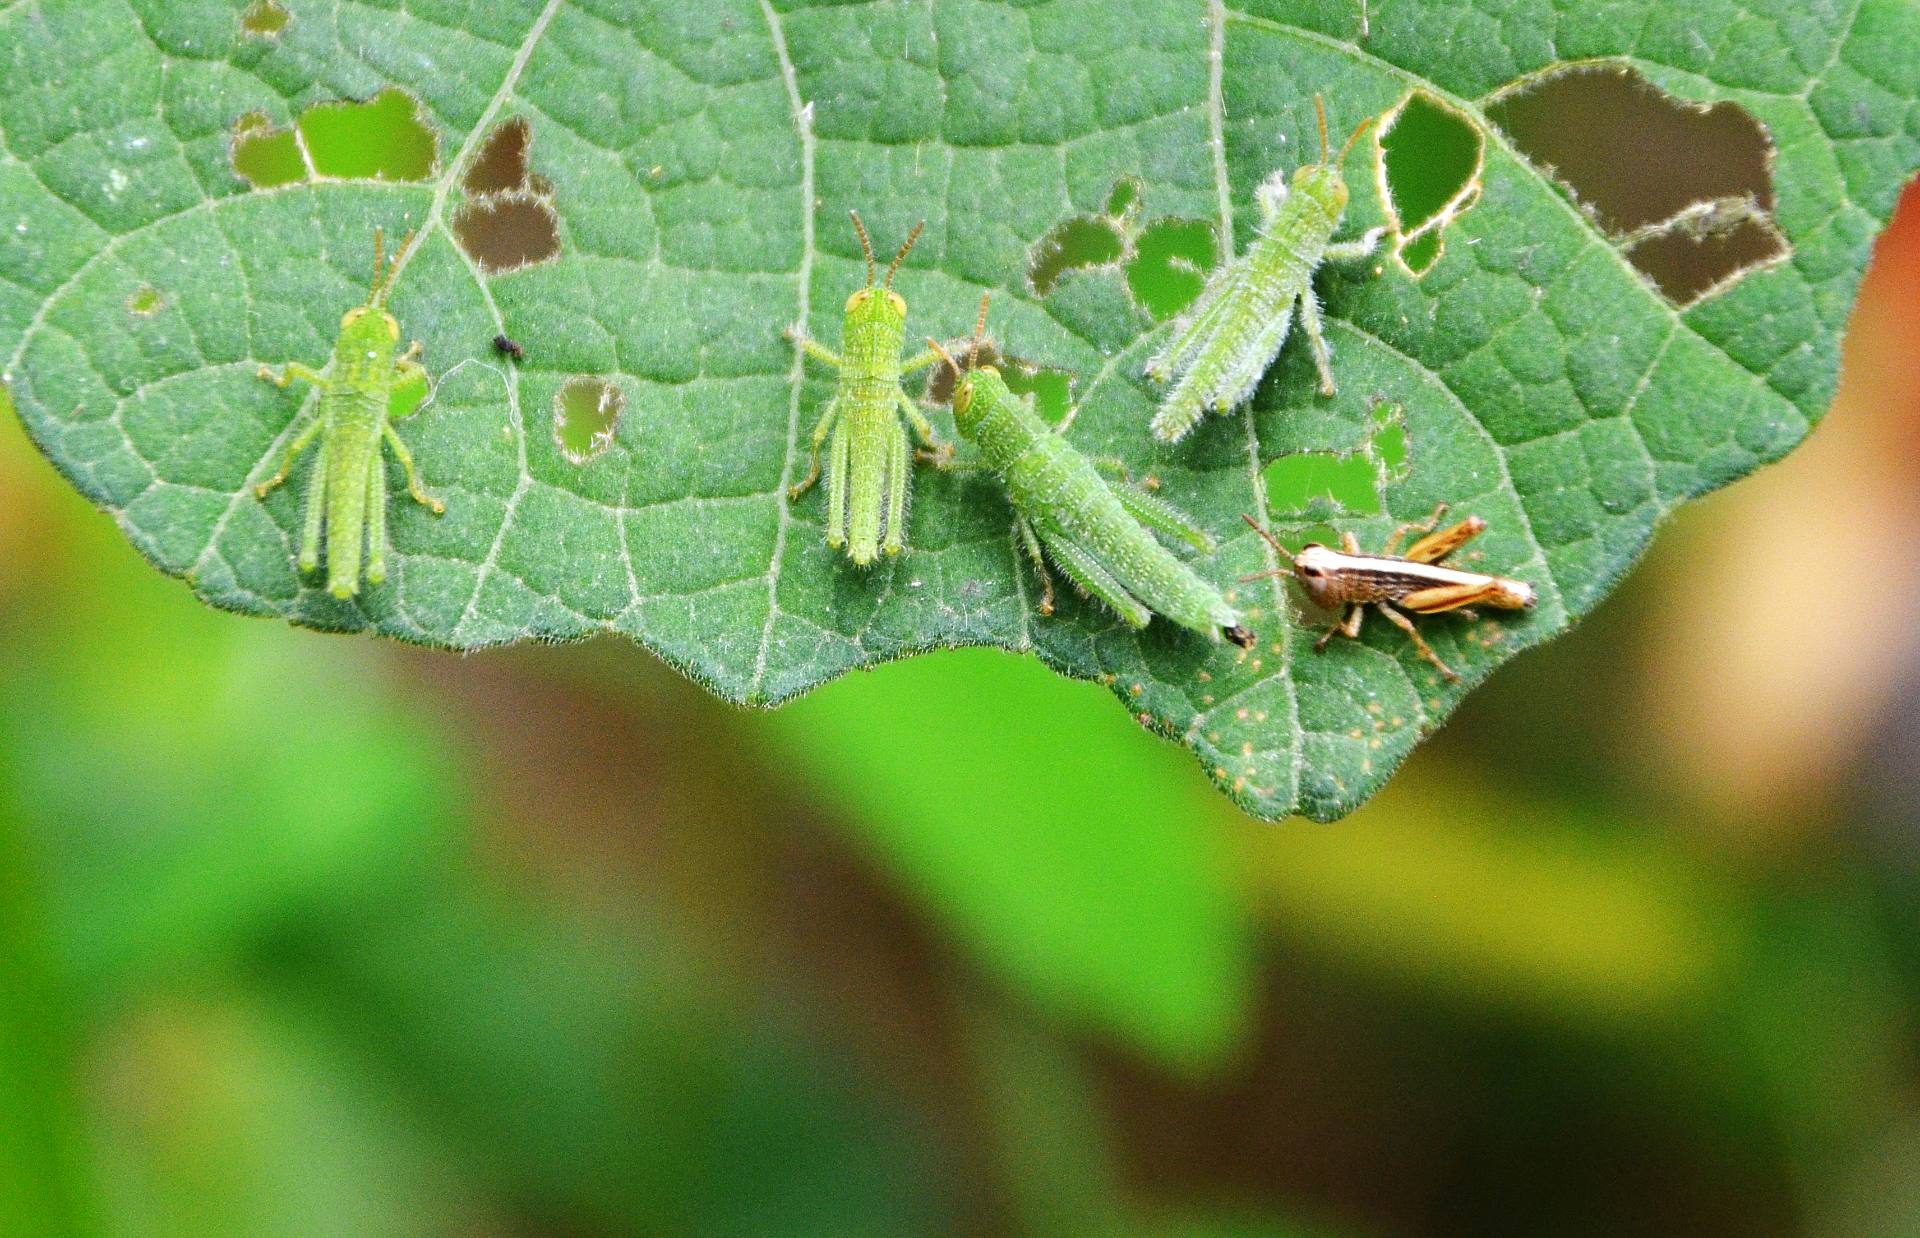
790, 398, 841, 500
785, 326, 844, 372
257, 361, 328, 389
254, 415, 326, 499
1315, 603, 1363, 652
896, 392, 953, 466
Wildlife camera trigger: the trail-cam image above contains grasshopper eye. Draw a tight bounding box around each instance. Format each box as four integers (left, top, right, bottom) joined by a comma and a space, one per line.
340, 306, 367, 329
383, 313, 400, 340
886, 291, 906, 315
952, 382, 972, 416
845, 288, 872, 312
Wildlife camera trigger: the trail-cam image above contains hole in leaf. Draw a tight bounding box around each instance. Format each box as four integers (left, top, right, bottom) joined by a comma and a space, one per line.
299, 88, 437, 181
1029, 218, 1127, 297
1485, 64, 1785, 304
464, 117, 531, 195
230, 111, 305, 188
1027, 179, 1143, 297
1378, 91, 1483, 275
1000, 361, 1074, 427
1126, 218, 1216, 319
452, 118, 560, 275
239, 0, 289, 38
452, 193, 561, 274
229, 88, 437, 187
126, 285, 164, 317
553, 377, 624, 464
1264, 398, 1407, 518
925, 341, 1074, 426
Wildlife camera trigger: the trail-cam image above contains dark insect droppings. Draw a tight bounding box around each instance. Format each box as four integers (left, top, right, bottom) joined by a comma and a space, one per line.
1225, 624, 1256, 649
493, 334, 526, 362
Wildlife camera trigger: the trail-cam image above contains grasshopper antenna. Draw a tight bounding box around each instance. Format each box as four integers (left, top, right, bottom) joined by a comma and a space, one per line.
1239, 513, 1296, 581
1336, 113, 1375, 172
368, 225, 414, 305
1315, 94, 1330, 164
849, 210, 877, 288
884, 220, 924, 289
968, 291, 990, 371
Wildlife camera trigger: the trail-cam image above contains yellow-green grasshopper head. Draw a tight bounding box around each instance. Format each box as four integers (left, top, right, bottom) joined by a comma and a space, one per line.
1259, 96, 1375, 220
927, 293, 1006, 440
333, 227, 410, 370
842, 210, 920, 336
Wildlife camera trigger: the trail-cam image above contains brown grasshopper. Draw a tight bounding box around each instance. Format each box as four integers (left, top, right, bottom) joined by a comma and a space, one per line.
1241, 505, 1535, 682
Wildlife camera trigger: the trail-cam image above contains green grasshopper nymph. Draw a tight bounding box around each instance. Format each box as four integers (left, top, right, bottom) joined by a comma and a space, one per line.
929, 298, 1255, 650
253, 228, 443, 599
786, 211, 952, 565
1146, 96, 1384, 444
1241, 505, 1535, 681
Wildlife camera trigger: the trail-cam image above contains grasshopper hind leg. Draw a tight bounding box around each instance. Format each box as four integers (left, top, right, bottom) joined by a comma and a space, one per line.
296, 433, 332, 575
1042, 534, 1152, 629
881, 424, 910, 558
1015, 517, 1055, 615
1376, 603, 1459, 682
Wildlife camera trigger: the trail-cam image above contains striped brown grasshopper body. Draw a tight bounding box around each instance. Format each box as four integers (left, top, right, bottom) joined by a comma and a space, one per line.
1242, 506, 1534, 681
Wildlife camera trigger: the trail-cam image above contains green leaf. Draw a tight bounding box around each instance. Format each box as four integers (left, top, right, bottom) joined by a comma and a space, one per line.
4, 0, 1915, 819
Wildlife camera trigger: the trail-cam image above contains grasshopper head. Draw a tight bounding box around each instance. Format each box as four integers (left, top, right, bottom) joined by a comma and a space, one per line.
1291, 162, 1349, 214
337, 227, 409, 358
1291, 543, 1345, 609
340, 305, 401, 338
951, 364, 998, 435
845, 286, 908, 320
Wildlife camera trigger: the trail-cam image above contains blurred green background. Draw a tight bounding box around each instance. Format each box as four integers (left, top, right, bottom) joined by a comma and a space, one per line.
6, 148, 1920, 1238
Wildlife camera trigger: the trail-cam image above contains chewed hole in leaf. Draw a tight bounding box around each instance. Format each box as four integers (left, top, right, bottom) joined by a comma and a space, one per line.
1125, 218, 1216, 319
1029, 217, 1126, 296
925, 341, 1074, 425
1027, 180, 1142, 297
1001, 361, 1074, 427
464, 117, 531, 195
125, 285, 163, 317
239, 0, 289, 38
300, 89, 437, 180
1377, 91, 1483, 275
1103, 177, 1140, 217
1264, 399, 1407, 518
553, 377, 624, 464
1486, 63, 1786, 304
453, 193, 561, 274
230, 111, 305, 188
229, 88, 437, 188
453, 118, 559, 274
